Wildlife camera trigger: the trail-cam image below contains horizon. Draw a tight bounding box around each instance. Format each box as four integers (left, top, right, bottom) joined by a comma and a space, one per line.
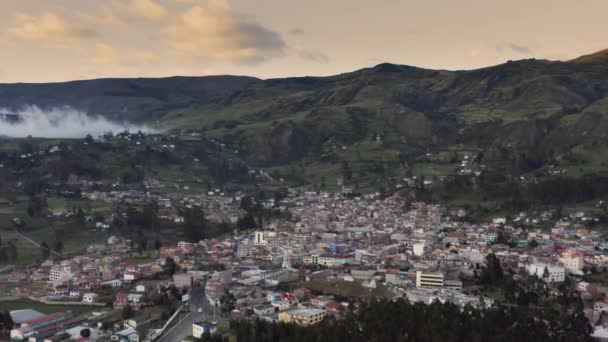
1, 47, 606, 85
1, 0, 608, 83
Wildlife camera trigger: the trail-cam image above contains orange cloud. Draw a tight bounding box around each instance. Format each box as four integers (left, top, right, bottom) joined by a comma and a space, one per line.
93, 43, 157, 67
81, 0, 168, 26
165, 0, 286, 64
8, 12, 97, 45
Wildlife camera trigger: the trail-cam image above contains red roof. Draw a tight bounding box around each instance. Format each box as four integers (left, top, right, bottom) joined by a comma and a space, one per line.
25, 312, 67, 327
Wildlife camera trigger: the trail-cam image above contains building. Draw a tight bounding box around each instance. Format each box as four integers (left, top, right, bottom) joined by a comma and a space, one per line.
173, 273, 194, 289
526, 263, 565, 283
415, 271, 444, 288
278, 308, 326, 326
83, 293, 99, 303
559, 252, 584, 275
317, 254, 354, 267
254, 231, 268, 246
10, 312, 87, 341
127, 293, 144, 304
111, 326, 138, 341
192, 321, 218, 338
412, 243, 425, 256
49, 267, 73, 283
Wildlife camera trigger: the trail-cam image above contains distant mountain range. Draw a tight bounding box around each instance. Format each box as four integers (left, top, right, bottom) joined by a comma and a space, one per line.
3, 49, 608, 194
0, 75, 257, 122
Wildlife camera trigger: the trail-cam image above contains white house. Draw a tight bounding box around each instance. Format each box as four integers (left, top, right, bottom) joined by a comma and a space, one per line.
83, 293, 100, 303
127, 293, 144, 304
193, 321, 218, 338
526, 263, 565, 283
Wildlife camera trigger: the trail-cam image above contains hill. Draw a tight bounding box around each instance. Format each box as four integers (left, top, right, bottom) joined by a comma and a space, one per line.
4, 50, 608, 214
0, 75, 258, 122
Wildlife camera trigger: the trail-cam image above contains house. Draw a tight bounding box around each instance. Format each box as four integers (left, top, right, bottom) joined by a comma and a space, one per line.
69, 287, 82, 298
526, 263, 565, 283
54, 285, 69, 296
8, 271, 28, 283
173, 273, 193, 289
192, 321, 218, 338
127, 293, 144, 304
124, 273, 139, 282
115, 293, 128, 305
83, 293, 99, 303
253, 305, 276, 316
111, 326, 138, 341
278, 308, 326, 326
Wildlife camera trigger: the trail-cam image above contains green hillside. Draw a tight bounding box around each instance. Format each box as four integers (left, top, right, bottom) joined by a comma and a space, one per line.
4, 50, 608, 214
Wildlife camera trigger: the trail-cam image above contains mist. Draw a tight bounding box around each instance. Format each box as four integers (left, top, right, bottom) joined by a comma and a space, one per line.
0, 106, 157, 138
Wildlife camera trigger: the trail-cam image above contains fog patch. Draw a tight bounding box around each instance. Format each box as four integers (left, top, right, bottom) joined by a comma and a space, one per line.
0, 106, 156, 138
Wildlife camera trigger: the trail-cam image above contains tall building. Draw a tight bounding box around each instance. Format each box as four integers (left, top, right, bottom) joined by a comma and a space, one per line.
254, 231, 267, 246
415, 271, 444, 288
559, 252, 584, 275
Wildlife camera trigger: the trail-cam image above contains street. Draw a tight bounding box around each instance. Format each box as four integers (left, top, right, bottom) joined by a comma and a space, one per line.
157, 284, 229, 342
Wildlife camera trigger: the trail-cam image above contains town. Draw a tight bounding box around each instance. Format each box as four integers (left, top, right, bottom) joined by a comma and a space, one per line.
1, 187, 608, 341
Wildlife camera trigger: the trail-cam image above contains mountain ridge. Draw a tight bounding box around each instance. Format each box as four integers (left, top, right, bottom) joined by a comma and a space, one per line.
3, 49, 608, 196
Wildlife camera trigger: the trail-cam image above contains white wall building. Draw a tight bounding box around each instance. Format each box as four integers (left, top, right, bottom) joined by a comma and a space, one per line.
526, 263, 565, 283
559, 253, 584, 275
415, 271, 444, 288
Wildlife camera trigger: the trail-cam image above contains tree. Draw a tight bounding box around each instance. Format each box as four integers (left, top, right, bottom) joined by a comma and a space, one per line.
154, 239, 162, 256
6, 242, 17, 263
183, 206, 207, 242
80, 328, 91, 338
121, 305, 135, 320
164, 257, 178, 276
0, 310, 14, 331
529, 239, 539, 248
40, 242, 50, 261
479, 253, 503, 286
84, 134, 94, 144
237, 214, 257, 231
53, 241, 64, 254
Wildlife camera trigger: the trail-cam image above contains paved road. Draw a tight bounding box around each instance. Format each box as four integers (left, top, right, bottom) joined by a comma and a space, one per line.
157, 285, 228, 342
157, 311, 200, 342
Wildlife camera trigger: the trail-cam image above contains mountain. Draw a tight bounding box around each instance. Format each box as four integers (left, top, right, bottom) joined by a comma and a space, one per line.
4, 50, 608, 207
0, 75, 258, 122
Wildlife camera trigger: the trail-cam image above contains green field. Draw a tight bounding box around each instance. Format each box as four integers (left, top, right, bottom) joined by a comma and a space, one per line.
0, 299, 103, 315
0, 227, 107, 265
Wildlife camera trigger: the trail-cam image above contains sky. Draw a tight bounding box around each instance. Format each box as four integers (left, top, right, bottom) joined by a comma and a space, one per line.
0, 0, 607, 83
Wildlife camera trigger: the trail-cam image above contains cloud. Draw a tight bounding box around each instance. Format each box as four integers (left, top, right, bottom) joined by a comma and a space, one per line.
0, 106, 156, 138
165, 0, 286, 64
130, 0, 168, 21
93, 43, 121, 66
80, 0, 168, 25
8, 12, 98, 45
93, 43, 157, 67
292, 47, 330, 64
288, 28, 307, 36
508, 43, 533, 54
470, 47, 498, 60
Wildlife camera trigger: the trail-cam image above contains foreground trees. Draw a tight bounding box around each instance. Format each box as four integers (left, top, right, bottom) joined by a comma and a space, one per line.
230, 298, 592, 342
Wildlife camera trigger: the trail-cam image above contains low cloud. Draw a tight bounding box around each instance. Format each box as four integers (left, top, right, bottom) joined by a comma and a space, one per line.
292, 47, 330, 64
165, 0, 286, 64
288, 28, 307, 36
8, 12, 98, 45
0, 106, 156, 138
509, 43, 533, 54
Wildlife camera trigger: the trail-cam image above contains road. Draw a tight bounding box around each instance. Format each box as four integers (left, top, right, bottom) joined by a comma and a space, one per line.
157, 284, 228, 342
157, 311, 200, 342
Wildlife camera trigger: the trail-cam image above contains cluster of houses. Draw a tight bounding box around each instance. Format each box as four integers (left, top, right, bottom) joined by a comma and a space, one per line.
4, 187, 608, 340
